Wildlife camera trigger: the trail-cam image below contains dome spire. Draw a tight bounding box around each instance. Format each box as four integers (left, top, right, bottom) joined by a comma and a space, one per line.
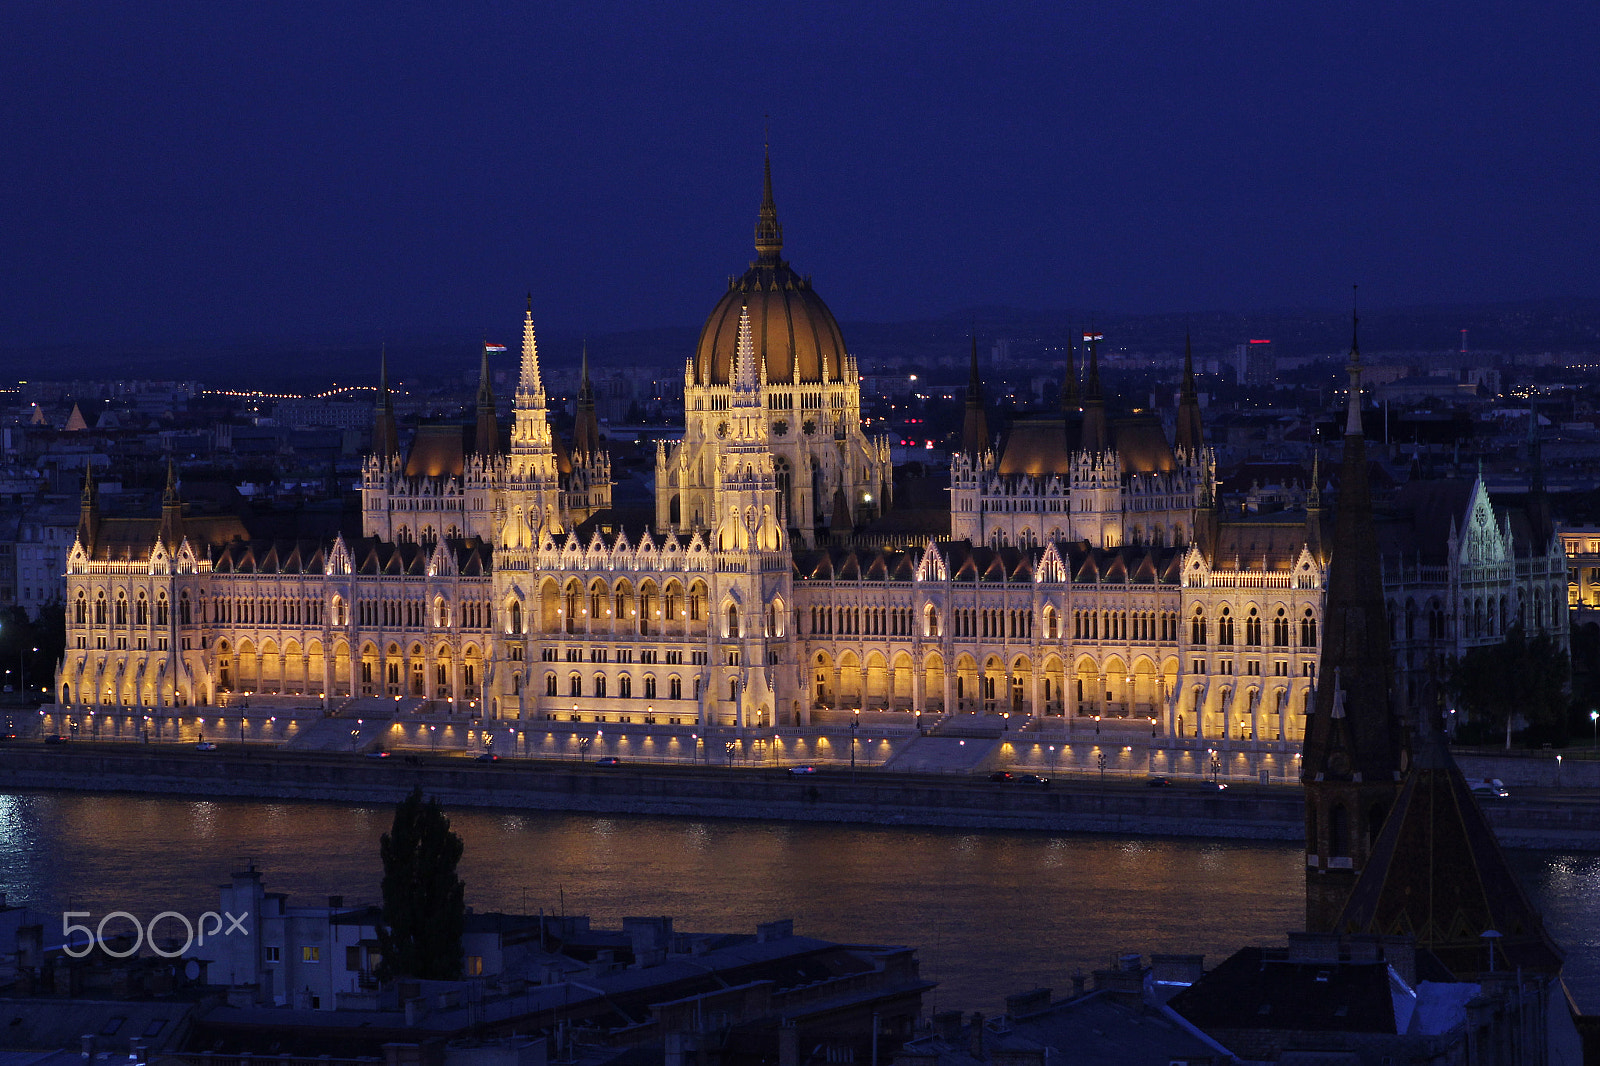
755, 140, 783, 261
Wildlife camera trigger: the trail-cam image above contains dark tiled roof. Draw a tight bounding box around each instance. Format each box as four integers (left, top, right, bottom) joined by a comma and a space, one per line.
1168, 946, 1398, 1033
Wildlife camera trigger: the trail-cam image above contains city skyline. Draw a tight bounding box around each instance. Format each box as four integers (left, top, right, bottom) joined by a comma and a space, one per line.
4, 4, 1598, 353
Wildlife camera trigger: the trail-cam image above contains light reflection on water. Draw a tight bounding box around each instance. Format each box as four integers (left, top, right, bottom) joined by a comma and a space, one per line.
0, 791, 1593, 1013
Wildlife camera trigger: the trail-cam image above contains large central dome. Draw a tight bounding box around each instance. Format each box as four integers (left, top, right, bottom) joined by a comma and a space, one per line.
692, 157, 848, 386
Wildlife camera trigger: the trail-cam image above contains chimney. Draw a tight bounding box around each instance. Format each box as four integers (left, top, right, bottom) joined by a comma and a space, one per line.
779, 1021, 799, 1066
1069, 972, 1087, 998
933, 1010, 962, 1043
80, 1035, 97, 1061
968, 1012, 984, 1060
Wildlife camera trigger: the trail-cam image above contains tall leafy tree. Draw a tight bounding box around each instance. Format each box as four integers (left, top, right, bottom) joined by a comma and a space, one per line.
376, 788, 465, 981
1447, 623, 1570, 748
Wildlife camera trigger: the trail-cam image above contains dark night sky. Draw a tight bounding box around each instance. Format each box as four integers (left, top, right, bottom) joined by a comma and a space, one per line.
4, 2, 1598, 351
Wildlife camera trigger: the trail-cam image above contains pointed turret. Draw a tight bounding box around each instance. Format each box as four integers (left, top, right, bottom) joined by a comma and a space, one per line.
1079, 332, 1109, 453
76, 465, 98, 555
159, 458, 184, 552
1302, 293, 1408, 933
372, 347, 399, 457
754, 144, 784, 262
517, 294, 543, 398
572, 342, 601, 457
474, 344, 499, 455
1175, 332, 1204, 456
1304, 451, 1326, 564
960, 331, 989, 456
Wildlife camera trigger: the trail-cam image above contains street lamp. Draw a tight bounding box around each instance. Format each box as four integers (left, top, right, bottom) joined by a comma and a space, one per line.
850, 711, 860, 781
1591, 710, 1598, 751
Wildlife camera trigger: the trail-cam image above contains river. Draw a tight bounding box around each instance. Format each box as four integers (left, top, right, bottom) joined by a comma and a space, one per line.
0, 791, 1595, 1013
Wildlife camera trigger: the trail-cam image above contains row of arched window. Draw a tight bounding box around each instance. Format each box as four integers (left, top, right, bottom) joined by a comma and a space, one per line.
1190, 605, 1315, 648
530, 672, 693, 701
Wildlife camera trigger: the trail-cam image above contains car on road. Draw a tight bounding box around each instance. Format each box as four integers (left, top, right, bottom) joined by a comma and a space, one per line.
595, 756, 621, 767
1017, 773, 1050, 787
988, 771, 1013, 782
365, 750, 391, 760
1471, 778, 1510, 798
195, 741, 218, 751
786, 765, 818, 776
474, 752, 500, 762
1202, 781, 1228, 791
1146, 776, 1170, 788
44, 734, 67, 745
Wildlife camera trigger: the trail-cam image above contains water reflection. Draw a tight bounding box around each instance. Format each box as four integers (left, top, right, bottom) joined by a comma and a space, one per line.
0, 791, 1592, 1013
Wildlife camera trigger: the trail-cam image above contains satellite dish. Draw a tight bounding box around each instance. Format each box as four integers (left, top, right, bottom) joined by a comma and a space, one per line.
184, 960, 200, 981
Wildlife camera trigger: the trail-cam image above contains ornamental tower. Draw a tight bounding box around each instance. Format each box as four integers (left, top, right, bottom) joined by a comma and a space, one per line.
1302, 301, 1408, 932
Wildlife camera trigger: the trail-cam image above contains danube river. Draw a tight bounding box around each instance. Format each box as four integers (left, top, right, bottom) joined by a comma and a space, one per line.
1, 791, 1595, 1012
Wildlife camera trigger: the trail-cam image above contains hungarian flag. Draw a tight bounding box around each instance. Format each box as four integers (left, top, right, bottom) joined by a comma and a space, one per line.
484, 343, 508, 352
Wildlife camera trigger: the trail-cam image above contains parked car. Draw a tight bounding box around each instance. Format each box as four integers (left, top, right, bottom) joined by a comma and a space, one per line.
787, 764, 818, 776
595, 756, 621, 767
195, 741, 218, 751
1146, 776, 1171, 788
988, 771, 1013, 782
474, 752, 499, 762
1471, 778, 1510, 799
44, 734, 67, 745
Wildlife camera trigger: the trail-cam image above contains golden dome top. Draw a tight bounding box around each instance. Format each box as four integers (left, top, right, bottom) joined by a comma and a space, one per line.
692, 154, 848, 386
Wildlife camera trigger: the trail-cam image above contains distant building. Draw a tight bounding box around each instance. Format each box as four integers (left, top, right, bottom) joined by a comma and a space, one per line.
1234, 339, 1274, 387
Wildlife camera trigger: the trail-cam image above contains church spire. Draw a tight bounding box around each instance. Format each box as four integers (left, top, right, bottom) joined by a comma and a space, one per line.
1079, 331, 1108, 453
372, 345, 399, 457
572, 340, 601, 456
1302, 289, 1407, 933
961, 329, 989, 456
76, 465, 98, 555
517, 294, 544, 399
754, 143, 784, 261
159, 458, 184, 552
1175, 331, 1204, 456
474, 342, 499, 455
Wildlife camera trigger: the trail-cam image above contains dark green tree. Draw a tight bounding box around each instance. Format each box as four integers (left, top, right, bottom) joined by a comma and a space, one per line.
1446, 622, 1570, 748
376, 788, 465, 981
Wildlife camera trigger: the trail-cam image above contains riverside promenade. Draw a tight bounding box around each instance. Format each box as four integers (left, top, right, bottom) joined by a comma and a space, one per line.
8, 698, 1600, 848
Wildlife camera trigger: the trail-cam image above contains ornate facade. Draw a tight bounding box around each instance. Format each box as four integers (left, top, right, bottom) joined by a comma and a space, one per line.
56, 163, 1326, 742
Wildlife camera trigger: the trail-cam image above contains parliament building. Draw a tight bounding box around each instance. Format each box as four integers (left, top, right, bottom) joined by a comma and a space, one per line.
59, 161, 1350, 742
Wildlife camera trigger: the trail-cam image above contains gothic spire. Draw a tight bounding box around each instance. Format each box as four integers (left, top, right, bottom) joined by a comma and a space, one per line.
1080, 331, 1108, 453
961, 328, 989, 456
518, 295, 544, 399
572, 339, 601, 456
754, 143, 784, 261
1175, 331, 1204, 456
474, 342, 499, 455
159, 458, 184, 552
76, 464, 98, 554
372, 345, 399, 457
1302, 289, 1407, 932
732, 302, 760, 395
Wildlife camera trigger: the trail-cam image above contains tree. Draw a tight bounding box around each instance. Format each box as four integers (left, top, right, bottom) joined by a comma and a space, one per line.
376, 788, 465, 981
1446, 623, 1571, 748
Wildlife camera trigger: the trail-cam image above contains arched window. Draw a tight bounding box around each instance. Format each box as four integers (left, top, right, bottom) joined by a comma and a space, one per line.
1191, 608, 1207, 646
726, 604, 740, 639
645, 676, 657, 698
75, 594, 87, 625
508, 600, 523, 635
115, 595, 127, 626
925, 605, 941, 638
156, 595, 168, 626
619, 675, 632, 698
595, 675, 607, 698
670, 676, 683, 699
1218, 608, 1234, 646
95, 594, 106, 626
135, 595, 148, 626
569, 673, 582, 697
546, 674, 557, 696
1272, 608, 1289, 647
1329, 805, 1349, 858
1300, 608, 1317, 648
